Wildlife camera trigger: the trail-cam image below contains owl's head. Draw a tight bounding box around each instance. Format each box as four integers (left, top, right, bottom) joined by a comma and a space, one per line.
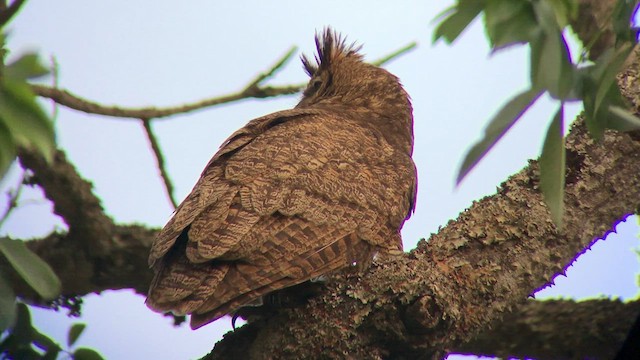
297, 29, 411, 114
297, 28, 414, 155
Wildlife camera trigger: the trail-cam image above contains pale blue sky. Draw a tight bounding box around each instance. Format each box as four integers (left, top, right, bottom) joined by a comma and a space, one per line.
2, 1, 638, 359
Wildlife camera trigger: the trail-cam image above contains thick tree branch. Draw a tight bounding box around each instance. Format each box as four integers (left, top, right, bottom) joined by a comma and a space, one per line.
6, 149, 156, 299
17, 149, 114, 257
454, 299, 640, 360
201, 115, 640, 359
615, 310, 640, 359
1, 225, 156, 299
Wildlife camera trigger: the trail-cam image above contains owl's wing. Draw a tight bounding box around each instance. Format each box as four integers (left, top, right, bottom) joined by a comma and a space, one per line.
146, 108, 416, 329
147, 108, 320, 267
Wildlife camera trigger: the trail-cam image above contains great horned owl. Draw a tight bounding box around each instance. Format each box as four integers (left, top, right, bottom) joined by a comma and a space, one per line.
146, 28, 417, 329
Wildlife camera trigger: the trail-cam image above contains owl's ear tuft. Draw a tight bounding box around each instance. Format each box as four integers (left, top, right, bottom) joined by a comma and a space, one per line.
301, 27, 363, 77
301, 54, 317, 77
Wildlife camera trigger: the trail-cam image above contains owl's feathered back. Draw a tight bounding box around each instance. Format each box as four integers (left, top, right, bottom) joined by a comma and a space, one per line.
146, 28, 417, 329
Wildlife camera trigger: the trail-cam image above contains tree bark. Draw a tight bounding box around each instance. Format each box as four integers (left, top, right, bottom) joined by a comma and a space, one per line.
3, 150, 156, 299
455, 299, 640, 360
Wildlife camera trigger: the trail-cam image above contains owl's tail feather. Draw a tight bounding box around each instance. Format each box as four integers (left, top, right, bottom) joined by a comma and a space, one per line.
190, 233, 373, 329
146, 231, 229, 316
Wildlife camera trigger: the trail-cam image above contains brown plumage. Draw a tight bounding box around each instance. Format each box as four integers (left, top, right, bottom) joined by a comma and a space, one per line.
146, 28, 417, 329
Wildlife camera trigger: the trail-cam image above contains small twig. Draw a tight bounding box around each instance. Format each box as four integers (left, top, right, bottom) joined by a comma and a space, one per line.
30, 46, 303, 121
242, 46, 298, 93
372, 41, 418, 66
0, 170, 26, 229
49, 55, 60, 124
0, 0, 26, 28
30, 42, 417, 121
141, 119, 177, 209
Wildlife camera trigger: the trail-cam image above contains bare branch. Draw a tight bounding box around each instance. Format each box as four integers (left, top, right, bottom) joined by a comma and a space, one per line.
141, 118, 177, 209
49, 55, 60, 123
30, 42, 417, 120
29, 83, 300, 120
242, 46, 298, 92
371, 41, 417, 66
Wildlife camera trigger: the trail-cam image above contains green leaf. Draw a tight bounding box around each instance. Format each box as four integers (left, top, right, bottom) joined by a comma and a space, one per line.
539, 106, 566, 229
556, 35, 575, 99
594, 43, 633, 115
529, 0, 576, 99
582, 56, 635, 139
0, 120, 17, 176
68, 323, 87, 347
0, 51, 55, 179
32, 328, 61, 353
0, 80, 56, 162
9, 348, 41, 360
491, 10, 539, 50
611, 0, 640, 43
484, 0, 528, 27
530, 32, 544, 89
530, 31, 574, 99
588, 47, 616, 80
608, 106, 640, 131
73, 347, 106, 360
433, 1, 484, 44
0, 238, 61, 300
457, 88, 543, 183
0, 272, 16, 332
484, 0, 539, 49
5, 53, 49, 81
580, 66, 606, 140
10, 303, 34, 345
534, 0, 561, 32
583, 92, 605, 140
547, 0, 578, 28
531, 32, 560, 91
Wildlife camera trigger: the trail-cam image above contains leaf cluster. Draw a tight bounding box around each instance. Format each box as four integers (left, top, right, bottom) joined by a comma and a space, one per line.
0, 238, 104, 359
434, 0, 640, 228
0, 303, 104, 360
0, 3, 96, 357
0, 34, 55, 177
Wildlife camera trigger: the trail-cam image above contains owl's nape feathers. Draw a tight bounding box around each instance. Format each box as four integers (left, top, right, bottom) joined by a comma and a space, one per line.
146, 27, 417, 329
